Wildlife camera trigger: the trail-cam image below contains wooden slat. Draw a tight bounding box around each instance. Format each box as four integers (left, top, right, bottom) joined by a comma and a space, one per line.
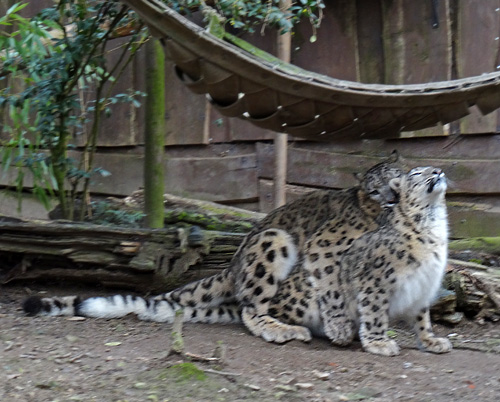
381, 0, 405, 85
400, 0, 451, 84
0, 189, 57, 220
456, 0, 500, 133
296, 134, 500, 159
256, 137, 500, 194
257, 142, 382, 189
88, 152, 258, 201
356, 0, 384, 83
93, 37, 140, 147
396, 0, 451, 137
258, 179, 500, 239
292, 0, 359, 81
163, 57, 208, 145
0, 150, 259, 202
163, 154, 258, 202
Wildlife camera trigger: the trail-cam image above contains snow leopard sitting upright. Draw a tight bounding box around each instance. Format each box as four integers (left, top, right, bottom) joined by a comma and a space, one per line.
298, 166, 452, 355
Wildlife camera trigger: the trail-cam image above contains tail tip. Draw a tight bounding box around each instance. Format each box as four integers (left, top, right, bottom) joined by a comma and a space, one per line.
22, 296, 44, 316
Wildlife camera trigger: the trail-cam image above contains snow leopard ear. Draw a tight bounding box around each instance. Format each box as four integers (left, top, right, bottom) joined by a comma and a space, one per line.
389, 177, 401, 192
388, 150, 399, 163
353, 172, 363, 183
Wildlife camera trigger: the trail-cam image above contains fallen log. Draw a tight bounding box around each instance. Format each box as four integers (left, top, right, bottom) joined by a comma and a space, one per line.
444, 260, 500, 322
0, 215, 244, 292
48, 190, 264, 233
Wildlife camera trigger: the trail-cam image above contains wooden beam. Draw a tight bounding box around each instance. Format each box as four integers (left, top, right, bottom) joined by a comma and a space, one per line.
273, 0, 292, 208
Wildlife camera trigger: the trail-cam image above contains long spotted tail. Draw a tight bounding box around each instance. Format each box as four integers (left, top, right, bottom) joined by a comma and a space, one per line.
22, 294, 241, 324
22, 269, 239, 323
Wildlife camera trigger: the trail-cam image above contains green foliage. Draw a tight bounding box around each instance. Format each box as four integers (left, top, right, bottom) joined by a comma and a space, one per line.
166, 0, 325, 34
0, 0, 324, 222
0, 1, 147, 219
90, 200, 145, 227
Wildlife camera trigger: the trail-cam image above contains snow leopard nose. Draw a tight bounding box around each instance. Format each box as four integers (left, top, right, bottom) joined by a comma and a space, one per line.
432, 168, 442, 176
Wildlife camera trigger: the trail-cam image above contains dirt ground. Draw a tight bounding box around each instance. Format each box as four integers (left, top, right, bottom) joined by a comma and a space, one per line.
1, 284, 499, 402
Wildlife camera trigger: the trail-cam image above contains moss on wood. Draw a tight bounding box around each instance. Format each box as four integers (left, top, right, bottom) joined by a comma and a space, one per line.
449, 237, 500, 255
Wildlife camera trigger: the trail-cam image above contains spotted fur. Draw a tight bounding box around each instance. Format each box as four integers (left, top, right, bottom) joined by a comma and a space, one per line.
309, 166, 452, 356
23, 154, 415, 355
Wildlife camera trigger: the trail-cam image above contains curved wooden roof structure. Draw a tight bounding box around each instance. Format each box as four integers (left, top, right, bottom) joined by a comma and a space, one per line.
122, 0, 500, 140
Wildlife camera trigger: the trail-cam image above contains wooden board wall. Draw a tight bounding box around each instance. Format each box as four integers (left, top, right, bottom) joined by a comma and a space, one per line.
0, 146, 259, 203
3, 0, 500, 144
257, 135, 500, 195
1, 135, 498, 239
1, 1, 500, 240
255, 135, 500, 239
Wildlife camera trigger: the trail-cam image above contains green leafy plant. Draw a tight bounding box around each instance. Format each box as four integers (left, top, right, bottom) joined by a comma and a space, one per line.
167, 0, 325, 35
0, 1, 147, 220
0, 0, 324, 222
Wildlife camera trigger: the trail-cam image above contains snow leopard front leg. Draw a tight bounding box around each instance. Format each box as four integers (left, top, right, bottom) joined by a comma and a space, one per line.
413, 308, 452, 353
235, 229, 312, 343
302, 216, 376, 347
357, 287, 400, 356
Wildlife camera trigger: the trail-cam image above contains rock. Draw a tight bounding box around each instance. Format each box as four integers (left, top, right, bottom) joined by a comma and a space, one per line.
243, 384, 261, 391
431, 288, 458, 323
296, 382, 314, 390
440, 311, 465, 325
278, 376, 296, 385
66, 317, 86, 321
312, 370, 331, 380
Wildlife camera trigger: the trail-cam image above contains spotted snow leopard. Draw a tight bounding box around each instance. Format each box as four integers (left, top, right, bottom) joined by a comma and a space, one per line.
301, 166, 451, 355
24, 154, 437, 356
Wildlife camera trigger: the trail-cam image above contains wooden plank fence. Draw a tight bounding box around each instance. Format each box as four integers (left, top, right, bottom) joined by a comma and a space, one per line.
5, 0, 499, 143
1, 0, 499, 239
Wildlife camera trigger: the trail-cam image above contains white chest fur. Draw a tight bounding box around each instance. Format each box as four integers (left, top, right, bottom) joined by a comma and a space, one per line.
389, 206, 448, 318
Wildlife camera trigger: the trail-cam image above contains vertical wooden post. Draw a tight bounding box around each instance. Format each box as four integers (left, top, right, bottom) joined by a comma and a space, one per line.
274, 133, 288, 208
274, 0, 292, 208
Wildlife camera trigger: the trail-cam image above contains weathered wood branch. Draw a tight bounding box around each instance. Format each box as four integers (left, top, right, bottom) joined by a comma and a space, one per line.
444, 260, 500, 320
0, 215, 244, 292
48, 190, 263, 233
123, 189, 264, 230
